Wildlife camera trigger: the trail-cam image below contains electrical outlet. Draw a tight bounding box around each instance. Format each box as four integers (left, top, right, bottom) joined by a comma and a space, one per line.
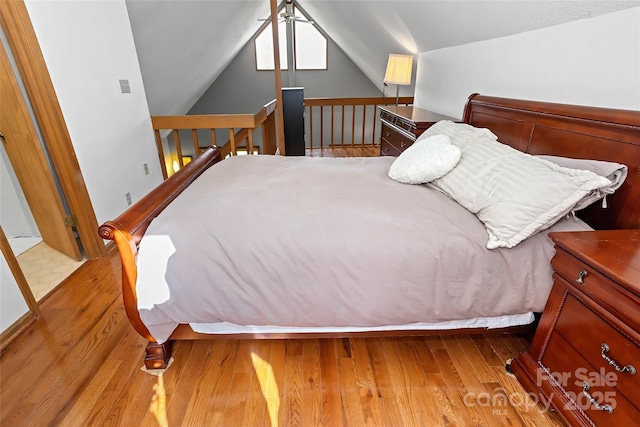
125, 192, 132, 205
119, 79, 131, 94
143, 163, 149, 175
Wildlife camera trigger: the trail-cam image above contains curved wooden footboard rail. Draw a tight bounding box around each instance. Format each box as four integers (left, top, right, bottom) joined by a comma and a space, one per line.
99, 146, 222, 367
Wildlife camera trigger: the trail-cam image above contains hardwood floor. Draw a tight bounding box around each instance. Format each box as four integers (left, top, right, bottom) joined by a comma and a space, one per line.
0, 253, 564, 426
306, 146, 380, 157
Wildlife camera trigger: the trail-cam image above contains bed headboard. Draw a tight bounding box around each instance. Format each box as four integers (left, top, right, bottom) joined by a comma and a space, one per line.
462, 94, 640, 230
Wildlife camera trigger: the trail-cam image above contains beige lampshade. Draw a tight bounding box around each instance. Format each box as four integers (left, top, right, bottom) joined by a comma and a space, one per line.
384, 54, 413, 85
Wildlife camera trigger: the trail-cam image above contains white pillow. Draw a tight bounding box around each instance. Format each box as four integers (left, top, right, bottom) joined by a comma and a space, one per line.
535, 155, 627, 210
388, 135, 461, 184
430, 134, 612, 249
419, 120, 499, 147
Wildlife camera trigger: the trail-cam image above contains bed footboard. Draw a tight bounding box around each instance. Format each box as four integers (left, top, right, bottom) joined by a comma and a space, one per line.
98, 146, 223, 367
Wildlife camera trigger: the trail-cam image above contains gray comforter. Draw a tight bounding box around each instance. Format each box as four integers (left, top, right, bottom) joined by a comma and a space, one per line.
136, 155, 589, 343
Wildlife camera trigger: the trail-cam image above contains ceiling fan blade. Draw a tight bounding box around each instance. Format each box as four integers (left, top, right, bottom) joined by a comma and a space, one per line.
259, 12, 313, 24
293, 17, 314, 24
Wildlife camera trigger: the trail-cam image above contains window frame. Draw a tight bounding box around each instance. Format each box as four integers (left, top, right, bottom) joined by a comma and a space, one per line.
254, 5, 327, 71
254, 19, 289, 71
292, 19, 328, 71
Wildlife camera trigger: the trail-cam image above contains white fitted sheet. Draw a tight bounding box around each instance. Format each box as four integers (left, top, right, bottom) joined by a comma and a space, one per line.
190, 312, 535, 335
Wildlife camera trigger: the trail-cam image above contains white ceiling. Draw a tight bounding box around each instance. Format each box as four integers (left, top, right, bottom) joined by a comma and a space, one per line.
126, 0, 639, 115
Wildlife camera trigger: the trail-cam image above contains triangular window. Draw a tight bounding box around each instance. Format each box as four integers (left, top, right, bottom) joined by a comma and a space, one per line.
254, 5, 327, 71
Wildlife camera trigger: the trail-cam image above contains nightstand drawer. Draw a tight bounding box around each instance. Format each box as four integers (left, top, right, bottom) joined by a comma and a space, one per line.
381, 123, 414, 147
380, 109, 396, 124
541, 332, 638, 426
554, 293, 640, 409
380, 123, 413, 155
380, 138, 401, 156
551, 249, 640, 332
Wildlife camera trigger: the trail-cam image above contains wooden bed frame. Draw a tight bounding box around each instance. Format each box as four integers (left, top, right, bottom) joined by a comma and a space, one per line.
99, 94, 640, 369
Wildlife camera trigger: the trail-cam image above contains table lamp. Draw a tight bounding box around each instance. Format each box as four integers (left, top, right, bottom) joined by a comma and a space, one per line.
384, 54, 413, 107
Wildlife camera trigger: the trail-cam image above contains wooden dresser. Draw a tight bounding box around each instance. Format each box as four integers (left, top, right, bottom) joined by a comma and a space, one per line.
379, 106, 456, 156
510, 230, 640, 426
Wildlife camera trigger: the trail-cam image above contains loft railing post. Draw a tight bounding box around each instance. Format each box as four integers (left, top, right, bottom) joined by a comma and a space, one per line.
262, 107, 277, 155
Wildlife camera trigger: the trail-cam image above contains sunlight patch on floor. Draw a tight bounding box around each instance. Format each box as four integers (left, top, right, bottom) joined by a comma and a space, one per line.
149, 375, 169, 427
251, 352, 280, 427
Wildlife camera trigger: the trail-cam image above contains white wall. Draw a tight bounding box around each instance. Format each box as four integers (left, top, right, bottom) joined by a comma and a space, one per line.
1, 250, 30, 333
1, 147, 38, 238
414, 7, 640, 119
25, 0, 163, 226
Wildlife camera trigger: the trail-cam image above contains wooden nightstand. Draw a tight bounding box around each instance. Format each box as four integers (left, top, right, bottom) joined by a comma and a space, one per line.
510, 230, 640, 426
379, 106, 457, 156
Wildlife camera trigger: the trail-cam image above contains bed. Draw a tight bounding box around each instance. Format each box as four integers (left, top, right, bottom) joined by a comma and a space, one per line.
99, 94, 640, 369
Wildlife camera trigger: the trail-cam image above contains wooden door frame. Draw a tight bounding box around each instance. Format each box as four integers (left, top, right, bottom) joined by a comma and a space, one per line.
0, 1, 106, 259
0, 226, 40, 352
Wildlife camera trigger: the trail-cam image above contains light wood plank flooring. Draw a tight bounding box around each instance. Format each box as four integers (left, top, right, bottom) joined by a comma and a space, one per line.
306, 146, 380, 157
0, 253, 564, 426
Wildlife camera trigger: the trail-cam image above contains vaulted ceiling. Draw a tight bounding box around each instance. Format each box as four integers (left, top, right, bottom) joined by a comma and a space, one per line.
126, 1, 638, 116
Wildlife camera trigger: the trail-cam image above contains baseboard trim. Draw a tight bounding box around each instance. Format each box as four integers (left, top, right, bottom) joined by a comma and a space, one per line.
0, 312, 37, 354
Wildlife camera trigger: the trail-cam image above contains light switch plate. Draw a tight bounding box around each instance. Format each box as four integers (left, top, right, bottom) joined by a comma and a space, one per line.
119, 79, 131, 94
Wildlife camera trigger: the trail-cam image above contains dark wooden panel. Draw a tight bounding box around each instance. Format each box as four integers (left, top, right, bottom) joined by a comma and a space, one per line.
466, 111, 528, 152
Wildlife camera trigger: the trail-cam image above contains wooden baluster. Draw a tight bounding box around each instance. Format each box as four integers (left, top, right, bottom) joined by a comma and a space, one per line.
351, 105, 356, 147
320, 106, 324, 149
309, 106, 314, 149
362, 105, 367, 146
154, 129, 168, 180
370, 105, 378, 145
331, 105, 334, 147
247, 129, 254, 154
210, 129, 217, 148
172, 129, 184, 169
229, 128, 236, 156
341, 105, 345, 146
192, 129, 199, 158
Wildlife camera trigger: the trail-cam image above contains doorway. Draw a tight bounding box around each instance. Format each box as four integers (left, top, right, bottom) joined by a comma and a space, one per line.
1, 149, 86, 300
0, 26, 85, 300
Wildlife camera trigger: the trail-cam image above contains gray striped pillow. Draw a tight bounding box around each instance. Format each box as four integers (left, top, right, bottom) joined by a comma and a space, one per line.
429, 134, 611, 249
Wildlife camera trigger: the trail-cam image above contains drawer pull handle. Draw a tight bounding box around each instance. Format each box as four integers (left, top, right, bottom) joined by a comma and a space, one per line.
601, 343, 637, 374
582, 382, 614, 414
384, 146, 390, 152
385, 132, 391, 137
576, 269, 588, 284
400, 142, 407, 148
